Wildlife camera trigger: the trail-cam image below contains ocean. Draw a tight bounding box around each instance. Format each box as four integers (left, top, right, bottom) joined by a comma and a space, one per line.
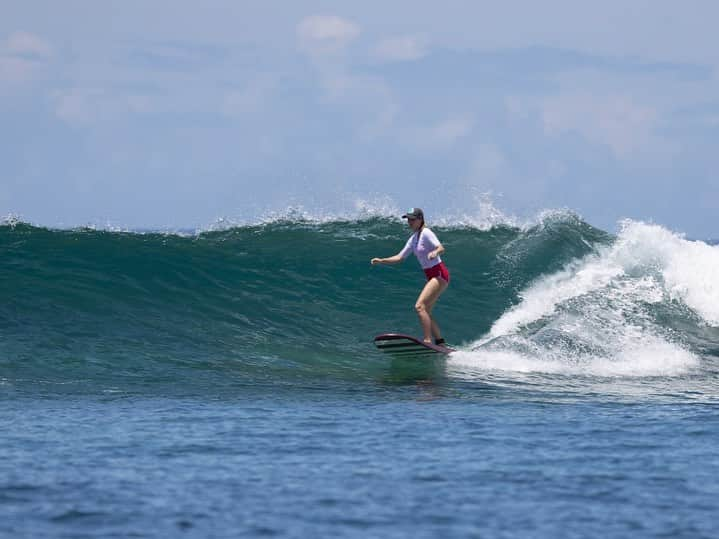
2, 212, 719, 538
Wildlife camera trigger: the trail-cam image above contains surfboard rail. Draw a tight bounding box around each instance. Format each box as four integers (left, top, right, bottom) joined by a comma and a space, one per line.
373, 333, 455, 356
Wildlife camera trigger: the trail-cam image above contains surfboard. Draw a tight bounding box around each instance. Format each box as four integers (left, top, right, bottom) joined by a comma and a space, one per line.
374, 333, 454, 358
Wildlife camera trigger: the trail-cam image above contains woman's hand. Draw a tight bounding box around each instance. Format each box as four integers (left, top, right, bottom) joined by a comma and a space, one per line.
371, 258, 382, 265
428, 245, 444, 260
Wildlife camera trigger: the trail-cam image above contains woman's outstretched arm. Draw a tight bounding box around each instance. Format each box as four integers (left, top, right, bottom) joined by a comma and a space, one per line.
371, 253, 404, 265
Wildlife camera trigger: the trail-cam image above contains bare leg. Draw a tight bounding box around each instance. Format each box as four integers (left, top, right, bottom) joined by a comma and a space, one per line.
421, 296, 442, 341
429, 311, 442, 341
415, 277, 449, 342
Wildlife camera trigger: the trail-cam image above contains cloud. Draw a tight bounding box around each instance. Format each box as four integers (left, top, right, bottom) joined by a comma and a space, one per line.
0, 31, 53, 85
403, 116, 474, 151
52, 87, 104, 125
52, 87, 155, 125
222, 76, 276, 116
0, 56, 35, 85
541, 93, 659, 158
6, 31, 52, 58
297, 15, 360, 56
470, 143, 506, 178
462, 144, 516, 198
431, 116, 473, 144
295, 15, 399, 139
125, 41, 228, 71
373, 36, 427, 63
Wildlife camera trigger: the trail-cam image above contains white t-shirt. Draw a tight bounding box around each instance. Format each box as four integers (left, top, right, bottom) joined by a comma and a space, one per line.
399, 227, 442, 269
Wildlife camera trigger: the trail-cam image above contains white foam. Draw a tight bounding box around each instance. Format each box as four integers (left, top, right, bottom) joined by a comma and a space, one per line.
487, 221, 719, 339
611, 221, 719, 326
432, 196, 523, 231
200, 195, 526, 232
1, 213, 24, 227
450, 334, 699, 378
351, 196, 402, 220
459, 220, 710, 379
485, 256, 623, 339
4, 196, 579, 235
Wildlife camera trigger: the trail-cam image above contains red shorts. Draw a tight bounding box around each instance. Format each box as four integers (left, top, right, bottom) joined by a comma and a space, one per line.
423, 262, 450, 284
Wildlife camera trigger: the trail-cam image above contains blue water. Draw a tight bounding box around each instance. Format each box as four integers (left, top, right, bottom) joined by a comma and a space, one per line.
2, 214, 719, 537
4, 391, 718, 538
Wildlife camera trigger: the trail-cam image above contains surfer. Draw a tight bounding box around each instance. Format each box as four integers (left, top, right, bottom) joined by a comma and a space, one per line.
371, 208, 450, 345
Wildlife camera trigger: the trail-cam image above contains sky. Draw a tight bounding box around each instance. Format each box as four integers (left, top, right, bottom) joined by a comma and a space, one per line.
1, 1, 718, 236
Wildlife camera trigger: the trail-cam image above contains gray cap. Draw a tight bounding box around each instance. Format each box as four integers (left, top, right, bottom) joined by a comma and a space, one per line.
401, 207, 424, 220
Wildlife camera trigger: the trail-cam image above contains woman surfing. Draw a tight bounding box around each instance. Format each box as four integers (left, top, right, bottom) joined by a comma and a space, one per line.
371, 208, 450, 345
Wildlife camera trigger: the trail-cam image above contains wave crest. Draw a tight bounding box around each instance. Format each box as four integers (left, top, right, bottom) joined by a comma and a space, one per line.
458, 221, 717, 378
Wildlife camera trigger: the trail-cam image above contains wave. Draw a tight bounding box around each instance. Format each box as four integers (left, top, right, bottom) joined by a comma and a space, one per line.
453, 221, 719, 379
1, 212, 718, 392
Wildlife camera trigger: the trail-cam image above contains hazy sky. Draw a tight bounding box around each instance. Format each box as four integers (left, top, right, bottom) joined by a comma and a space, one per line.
2, 1, 718, 235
